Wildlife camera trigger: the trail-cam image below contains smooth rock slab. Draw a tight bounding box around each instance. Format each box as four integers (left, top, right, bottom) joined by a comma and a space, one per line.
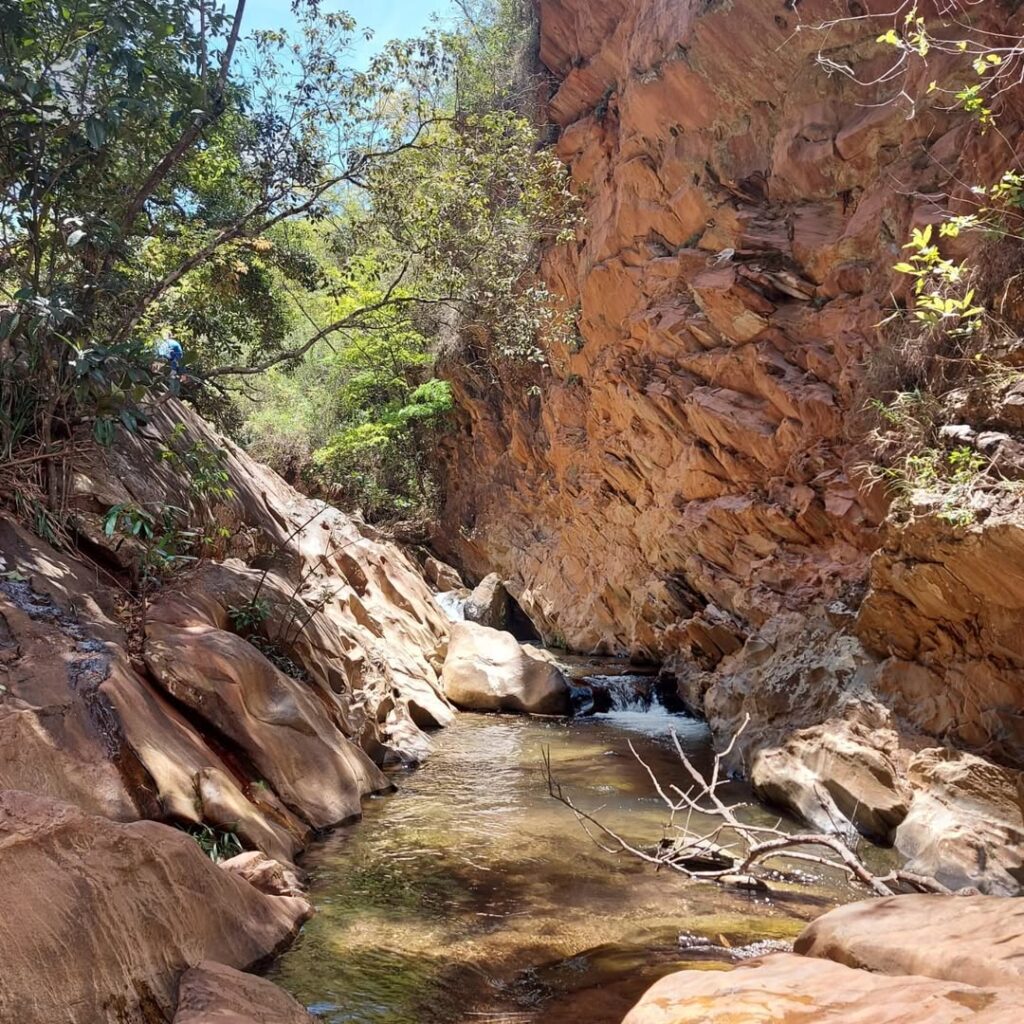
441, 621, 571, 715
0, 790, 312, 1024
622, 953, 1021, 1024
794, 893, 1024, 991
145, 621, 388, 829
173, 961, 314, 1024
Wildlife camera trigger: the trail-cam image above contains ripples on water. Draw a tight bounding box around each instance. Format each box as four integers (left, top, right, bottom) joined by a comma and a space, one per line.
270, 697, 853, 1024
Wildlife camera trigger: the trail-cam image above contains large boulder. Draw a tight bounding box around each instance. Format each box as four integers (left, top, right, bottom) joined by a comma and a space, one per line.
794, 894, 1024, 990
464, 573, 510, 630
894, 749, 1024, 895
621, 953, 1021, 1024
441, 621, 571, 715
144, 619, 389, 830
173, 961, 314, 1024
750, 718, 909, 842
0, 791, 312, 1024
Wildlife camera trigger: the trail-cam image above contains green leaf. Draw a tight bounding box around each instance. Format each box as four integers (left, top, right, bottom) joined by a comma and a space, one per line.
94, 418, 115, 446
85, 117, 106, 150
67, 229, 86, 248
103, 505, 123, 537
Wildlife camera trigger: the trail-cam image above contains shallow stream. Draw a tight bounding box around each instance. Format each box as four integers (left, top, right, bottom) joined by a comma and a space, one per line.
270, 686, 858, 1023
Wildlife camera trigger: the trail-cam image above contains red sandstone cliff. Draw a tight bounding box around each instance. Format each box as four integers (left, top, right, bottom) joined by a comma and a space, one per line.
438, 0, 1024, 888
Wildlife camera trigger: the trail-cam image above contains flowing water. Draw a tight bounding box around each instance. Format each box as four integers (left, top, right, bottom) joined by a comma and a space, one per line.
270, 687, 859, 1023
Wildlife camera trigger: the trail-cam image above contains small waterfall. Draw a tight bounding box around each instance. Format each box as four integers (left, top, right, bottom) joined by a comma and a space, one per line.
570, 674, 665, 715
435, 590, 468, 622
583, 674, 660, 712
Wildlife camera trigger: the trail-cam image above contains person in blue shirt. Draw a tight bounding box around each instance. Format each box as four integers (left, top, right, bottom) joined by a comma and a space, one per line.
155, 335, 184, 373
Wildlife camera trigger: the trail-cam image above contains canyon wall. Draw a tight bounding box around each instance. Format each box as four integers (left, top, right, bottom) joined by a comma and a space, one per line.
438, 0, 1024, 884
0, 400, 453, 1021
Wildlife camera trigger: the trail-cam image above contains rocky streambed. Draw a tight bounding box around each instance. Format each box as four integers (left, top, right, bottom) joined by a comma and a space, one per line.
268, 701, 847, 1024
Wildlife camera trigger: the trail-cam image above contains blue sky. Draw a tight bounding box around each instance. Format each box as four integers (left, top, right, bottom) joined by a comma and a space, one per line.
242, 1, 455, 64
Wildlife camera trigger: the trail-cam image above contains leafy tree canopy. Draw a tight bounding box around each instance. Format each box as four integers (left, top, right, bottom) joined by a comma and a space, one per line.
0, 0, 578, 523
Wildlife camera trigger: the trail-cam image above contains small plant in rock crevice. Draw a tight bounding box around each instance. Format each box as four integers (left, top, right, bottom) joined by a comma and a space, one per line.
227, 596, 271, 635
184, 823, 244, 863
822, 5, 1024, 528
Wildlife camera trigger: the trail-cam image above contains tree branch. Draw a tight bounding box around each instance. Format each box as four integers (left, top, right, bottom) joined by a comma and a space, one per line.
544, 715, 952, 898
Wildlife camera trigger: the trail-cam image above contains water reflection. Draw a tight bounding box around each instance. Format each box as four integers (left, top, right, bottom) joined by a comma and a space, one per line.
270, 710, 852, 1023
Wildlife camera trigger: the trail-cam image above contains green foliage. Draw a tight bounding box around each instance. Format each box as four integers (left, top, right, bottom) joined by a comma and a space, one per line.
158, 424, 235, 504
852, 7, 1024, 527
0, 0, 234, 464
890, 225, 985, 336
1, 0, 580, 537
185, 823, 243, 863
234, 0, 578, 521
228, 596, 271, 635
875, 439, 987, 527
103, 500, 197, 576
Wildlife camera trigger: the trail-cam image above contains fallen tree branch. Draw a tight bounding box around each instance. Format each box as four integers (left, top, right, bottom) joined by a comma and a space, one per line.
544, 714, 951, 897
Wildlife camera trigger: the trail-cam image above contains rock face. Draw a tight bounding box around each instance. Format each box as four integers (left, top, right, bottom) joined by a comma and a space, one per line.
622, 953, 1021, 1024
442, 620, 572, 715
173, 961, 314, 1024
442, 0, 968, 659
0, 399, 450, 848
794, 894, 1024, 991
625, 894, 1024, 1023
435, 0, 1024, 887
0, 398, 454, 1019
893, 749, 1024, 897
858, 511, 1024, 767
0, 791, 312, 1024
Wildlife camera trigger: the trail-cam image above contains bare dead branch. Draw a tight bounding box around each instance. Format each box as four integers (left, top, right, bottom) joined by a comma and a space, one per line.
544, 716, 951, 898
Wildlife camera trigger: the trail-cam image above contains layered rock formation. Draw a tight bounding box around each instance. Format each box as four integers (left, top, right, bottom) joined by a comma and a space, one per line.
0, 400, 453, 1020
437, 0, 1024, 886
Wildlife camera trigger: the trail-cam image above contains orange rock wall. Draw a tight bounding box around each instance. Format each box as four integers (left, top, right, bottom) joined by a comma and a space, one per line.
439, 0, 1022, 666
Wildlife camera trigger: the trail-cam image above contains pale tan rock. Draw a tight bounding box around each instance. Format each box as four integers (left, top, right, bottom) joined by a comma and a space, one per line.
895, 749, 1024, 896
1, 391, 454, 857
0, 791, 311, 1024
751, 720, 908, 842
173, 961, 314, 1024
622, 953, 1021, 1024
442, 621, 571, 715
794, 893, 1024, 990
221, 850, 305, 899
